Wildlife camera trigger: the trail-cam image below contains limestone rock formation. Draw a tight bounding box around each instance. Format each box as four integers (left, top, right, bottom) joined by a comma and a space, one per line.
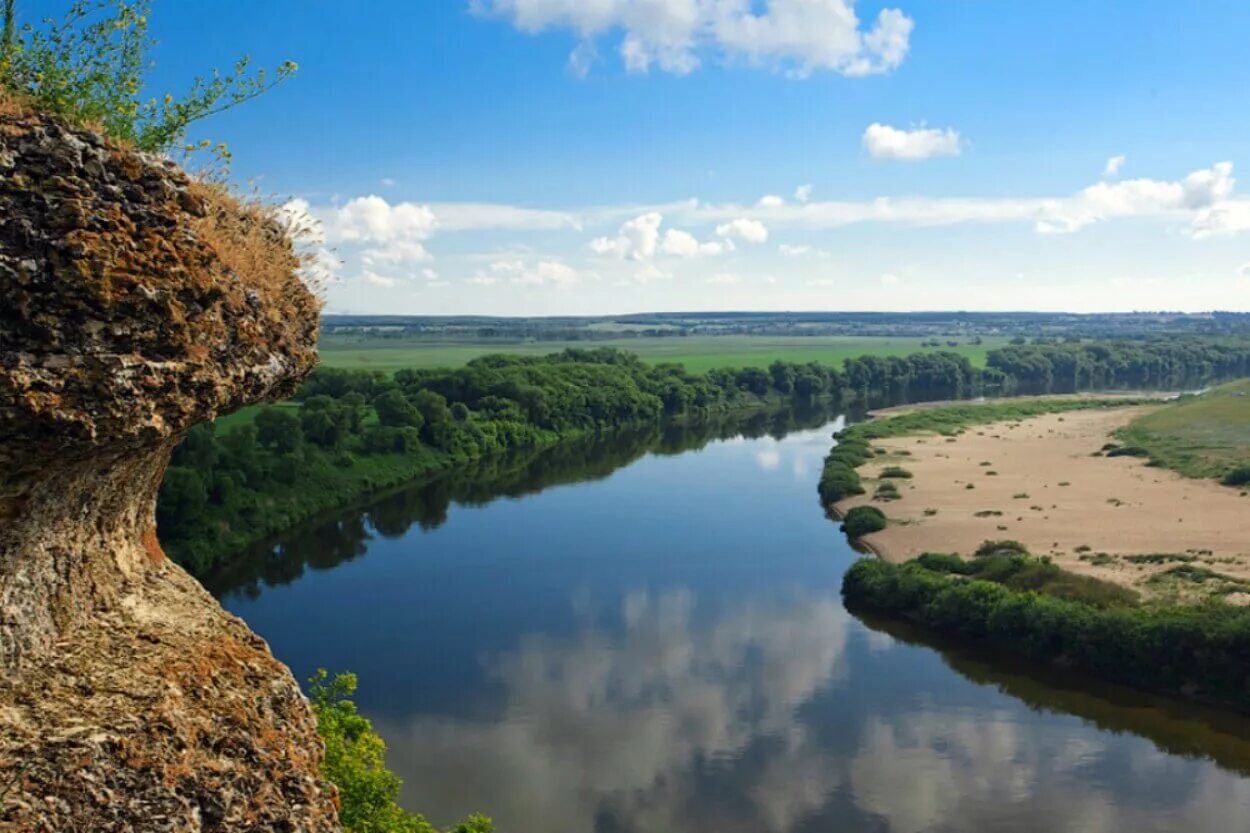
0, 104, 339, 831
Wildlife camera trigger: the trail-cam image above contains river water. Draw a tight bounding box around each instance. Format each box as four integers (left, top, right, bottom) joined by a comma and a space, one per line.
217, 409, 1250, 833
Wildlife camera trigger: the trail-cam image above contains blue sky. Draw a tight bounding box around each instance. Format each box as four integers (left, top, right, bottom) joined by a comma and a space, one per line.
128, 1, 1250, 314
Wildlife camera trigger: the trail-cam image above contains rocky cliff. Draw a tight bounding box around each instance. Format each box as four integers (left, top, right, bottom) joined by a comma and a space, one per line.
0, 104, 340, 831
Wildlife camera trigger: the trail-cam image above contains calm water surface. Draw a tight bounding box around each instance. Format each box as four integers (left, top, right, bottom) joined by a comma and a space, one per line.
219, 412, 1250, 833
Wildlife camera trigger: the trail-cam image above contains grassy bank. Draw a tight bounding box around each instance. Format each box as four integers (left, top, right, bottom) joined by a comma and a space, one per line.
842, 554, 1250, 710
1115, 379, 1250, 484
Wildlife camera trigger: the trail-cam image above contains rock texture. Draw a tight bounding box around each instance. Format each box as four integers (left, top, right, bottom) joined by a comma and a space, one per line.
0, 104, 339, 831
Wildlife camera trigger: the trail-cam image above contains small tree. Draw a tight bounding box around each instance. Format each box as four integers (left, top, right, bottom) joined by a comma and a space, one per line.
0, 1, 295, 156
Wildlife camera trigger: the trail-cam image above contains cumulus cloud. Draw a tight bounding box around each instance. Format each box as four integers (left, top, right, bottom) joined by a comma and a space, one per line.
1037, 161, 1235, 234
475, 0, 914, 78
757, 194, 785, 208
594, 213, 725, 259
879, 272, 901, 285
716, 217, 770, 244
1103, 155, 1126, 178
794, 184, 814, 203
862, 123, 963, 160
591, 212, 664, 260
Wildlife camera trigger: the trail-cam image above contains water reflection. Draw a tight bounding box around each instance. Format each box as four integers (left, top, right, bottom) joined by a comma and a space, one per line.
374, 587, 850, 833
218, 410, 1250, 833
370, 587, 1250, 833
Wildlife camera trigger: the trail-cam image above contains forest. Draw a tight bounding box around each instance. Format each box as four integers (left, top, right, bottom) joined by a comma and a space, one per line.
160, 337, 1250, 576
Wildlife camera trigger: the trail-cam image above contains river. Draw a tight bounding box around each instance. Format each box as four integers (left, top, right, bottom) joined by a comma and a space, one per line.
217, 408, 1250, 833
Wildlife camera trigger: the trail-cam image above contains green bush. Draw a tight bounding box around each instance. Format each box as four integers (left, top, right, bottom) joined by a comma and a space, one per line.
1222, 465, 1250, 487
974, 539, 1029, 557
842, 505, 887, 538
879, 466, 913, 479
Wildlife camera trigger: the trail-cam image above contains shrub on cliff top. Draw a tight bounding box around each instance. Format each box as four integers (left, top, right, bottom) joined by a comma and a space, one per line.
0, 0, 295, 154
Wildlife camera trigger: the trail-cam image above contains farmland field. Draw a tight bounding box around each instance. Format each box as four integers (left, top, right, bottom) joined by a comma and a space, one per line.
316, 335, 1007, 375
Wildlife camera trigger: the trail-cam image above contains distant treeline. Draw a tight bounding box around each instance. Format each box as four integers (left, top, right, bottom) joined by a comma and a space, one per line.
160, 338, 1250, 576
986, 340, 1250, 394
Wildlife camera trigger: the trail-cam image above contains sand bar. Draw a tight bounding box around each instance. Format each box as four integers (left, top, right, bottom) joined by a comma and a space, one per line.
837, 407, 1250, 595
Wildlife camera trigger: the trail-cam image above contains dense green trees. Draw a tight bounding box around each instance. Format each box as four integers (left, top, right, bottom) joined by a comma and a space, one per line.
159, 349, 854, 574
842, 556, 1250, 708
161, 338, 1249, 577
986, 339, 1250, 394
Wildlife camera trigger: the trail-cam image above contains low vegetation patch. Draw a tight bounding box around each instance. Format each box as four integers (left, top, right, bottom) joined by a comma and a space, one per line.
880, 466, 913, 479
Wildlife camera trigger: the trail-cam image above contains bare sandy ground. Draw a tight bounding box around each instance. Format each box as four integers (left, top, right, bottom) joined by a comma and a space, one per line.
867, 391, 1178, 419
837, 407, 1250, 595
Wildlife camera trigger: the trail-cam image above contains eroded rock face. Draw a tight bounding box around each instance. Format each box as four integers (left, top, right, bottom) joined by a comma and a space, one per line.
0, 107, 338, 830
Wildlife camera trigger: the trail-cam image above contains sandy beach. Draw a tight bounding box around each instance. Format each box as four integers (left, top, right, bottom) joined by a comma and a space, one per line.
837, 407, 1250, 594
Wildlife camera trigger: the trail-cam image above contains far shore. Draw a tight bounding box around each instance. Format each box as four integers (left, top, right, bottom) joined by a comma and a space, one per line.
837, 406, 1250, 598
866, 390, 1179, 419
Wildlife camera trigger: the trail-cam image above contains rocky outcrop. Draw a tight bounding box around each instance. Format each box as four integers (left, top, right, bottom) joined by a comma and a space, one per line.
0, 104, 339, 830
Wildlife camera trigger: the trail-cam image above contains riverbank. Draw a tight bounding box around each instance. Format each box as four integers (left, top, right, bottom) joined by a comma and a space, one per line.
834, 406, 1250, 599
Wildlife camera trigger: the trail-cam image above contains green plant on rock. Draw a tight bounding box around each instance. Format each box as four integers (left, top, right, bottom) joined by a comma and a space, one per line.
309, 670, 493, 833
0, 0, 295, 155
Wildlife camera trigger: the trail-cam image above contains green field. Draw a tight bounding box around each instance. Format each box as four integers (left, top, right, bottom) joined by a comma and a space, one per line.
316, 335, 1006, 375
1116, 380, 1250, 479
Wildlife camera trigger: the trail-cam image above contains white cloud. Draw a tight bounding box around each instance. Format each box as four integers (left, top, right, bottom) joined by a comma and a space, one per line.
1038, 161, 1235, 235
485, 258, 583, 286
362, 271, 398, 288
325, 195, 438, 244
794, 184, 814, 203
1103, 155, 1126, 178
716, 218, 770, 244
476, 0, 914, 78
673, 161, 1241, 238
1190, 200, 1250, 239
632, 263, 671, 284
380, 177, 397, 187
591, 212, 664, 260
757, 194, 785, 208
661, 228, 725, 257
779, 244, 830, 259
879, 272, 901, 285
863, 123, 963, 160
705, 273, 743, 284
466, 274, 501, 286
361, 240, 433, 266
422, 268, 440, 281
